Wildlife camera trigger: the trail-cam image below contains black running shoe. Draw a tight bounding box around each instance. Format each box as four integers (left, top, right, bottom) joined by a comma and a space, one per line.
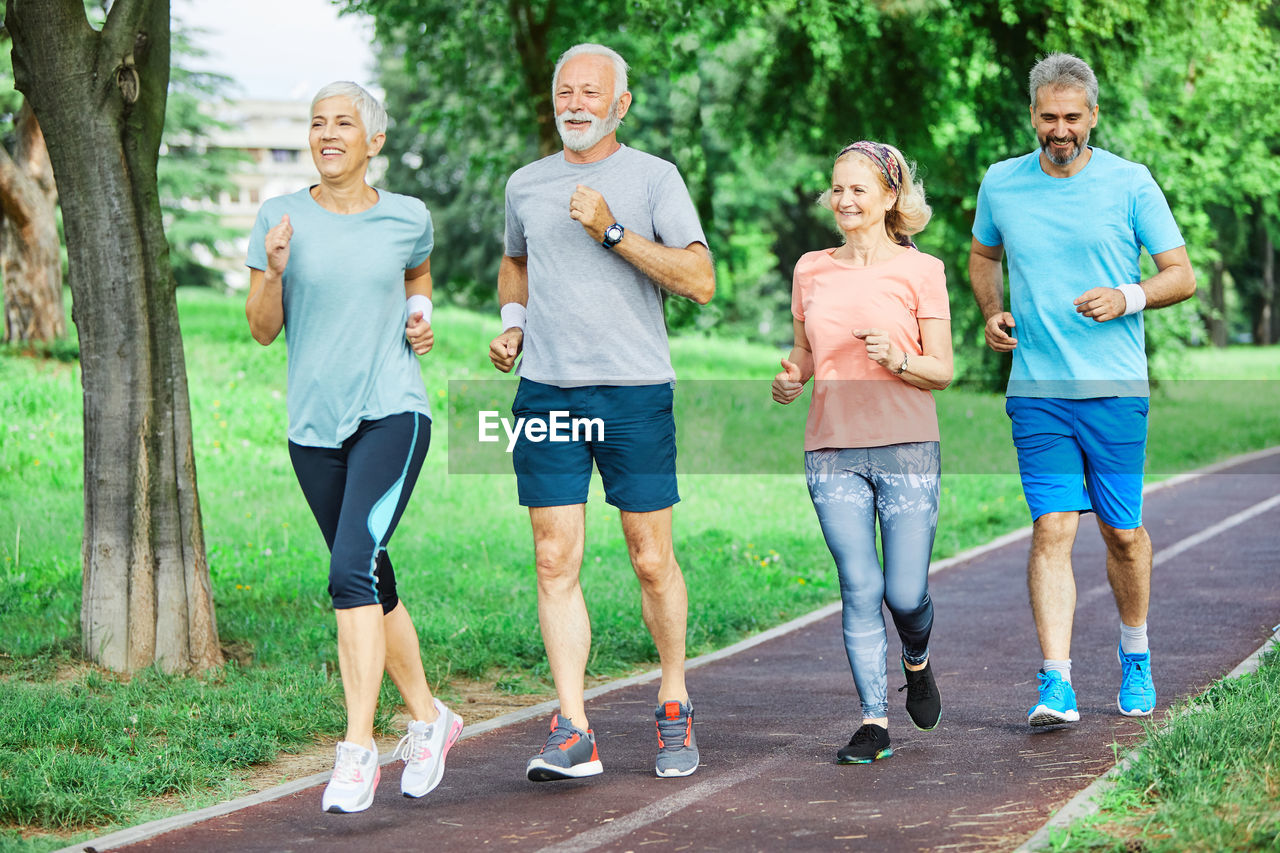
899, 658, 942, 731
836, 723, 892, 764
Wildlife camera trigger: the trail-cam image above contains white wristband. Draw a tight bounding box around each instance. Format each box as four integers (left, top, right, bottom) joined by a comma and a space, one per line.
406, 294, 433, 324
1117, 283, 1146, 316
500, 302, 527, 333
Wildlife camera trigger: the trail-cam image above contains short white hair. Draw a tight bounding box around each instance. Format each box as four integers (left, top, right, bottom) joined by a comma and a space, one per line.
310, 81, 387, 142
552, 43, 629, 101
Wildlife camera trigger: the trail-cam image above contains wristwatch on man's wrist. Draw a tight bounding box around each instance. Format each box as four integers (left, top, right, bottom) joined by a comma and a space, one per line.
602, 222, 625, 249
893, 352, 909, 375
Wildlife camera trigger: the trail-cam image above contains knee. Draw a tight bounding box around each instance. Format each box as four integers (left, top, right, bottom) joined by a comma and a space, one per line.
629, 545, 678, 589
885, 587, 930, 620
534, 539, 582, 589
1032, 512, 1079, 555
1101, 523, 1148, 558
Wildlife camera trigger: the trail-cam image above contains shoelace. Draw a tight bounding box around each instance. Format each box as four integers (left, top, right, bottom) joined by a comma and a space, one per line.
542, 722, 577, 752
897, 669, 933, 701
332, 745, 369, 783
393, 725, 434, 764
656, 714, 689, 749
1038, 673, 1069, 703
848, 724, 881, 746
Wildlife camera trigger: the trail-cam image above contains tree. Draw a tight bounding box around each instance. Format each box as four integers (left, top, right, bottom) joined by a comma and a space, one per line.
0, 47, 64, 344
6, 0, 222, 674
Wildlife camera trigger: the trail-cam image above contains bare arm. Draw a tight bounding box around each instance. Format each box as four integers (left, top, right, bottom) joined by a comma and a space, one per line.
570, 185, 715, 304
1073, 245, 1197, 322
968, 237, 1017, 352
772, 317, 814, 404
489, 254, 528, 372
245, 215, 292, 345
404, 258, 434, 355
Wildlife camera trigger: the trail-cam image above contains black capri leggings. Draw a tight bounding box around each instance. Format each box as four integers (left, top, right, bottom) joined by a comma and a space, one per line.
288, 412, 430, 612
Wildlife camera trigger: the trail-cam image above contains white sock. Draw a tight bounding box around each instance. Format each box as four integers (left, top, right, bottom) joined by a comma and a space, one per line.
1120, 622, 1149, 655
1043, 658, 1072, 684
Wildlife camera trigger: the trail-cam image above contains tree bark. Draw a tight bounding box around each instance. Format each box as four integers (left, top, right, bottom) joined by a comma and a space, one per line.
1207, 259, 1227, 348
508, 0, 557, 156
0, 104, 64, 343
7, 0, 222, 674
1257, 232, 1275, 346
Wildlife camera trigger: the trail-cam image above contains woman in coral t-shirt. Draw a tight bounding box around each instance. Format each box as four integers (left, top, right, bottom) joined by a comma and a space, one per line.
772, 141, 954, 765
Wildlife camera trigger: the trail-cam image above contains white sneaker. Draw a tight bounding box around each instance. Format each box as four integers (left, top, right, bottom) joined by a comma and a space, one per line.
321, 740, 380, 813
395, 698, 464, 798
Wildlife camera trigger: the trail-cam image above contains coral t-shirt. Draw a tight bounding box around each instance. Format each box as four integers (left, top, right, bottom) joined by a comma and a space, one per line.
790, 247, 950, 450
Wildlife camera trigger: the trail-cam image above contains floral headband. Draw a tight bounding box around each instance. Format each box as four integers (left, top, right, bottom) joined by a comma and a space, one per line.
839, 141, 903, 194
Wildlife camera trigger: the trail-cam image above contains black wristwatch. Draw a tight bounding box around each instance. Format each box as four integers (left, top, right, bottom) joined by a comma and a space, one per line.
602, 222, 625, 249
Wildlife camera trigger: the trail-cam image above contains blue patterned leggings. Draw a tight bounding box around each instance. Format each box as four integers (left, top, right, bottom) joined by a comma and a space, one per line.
805, 442, 941, 720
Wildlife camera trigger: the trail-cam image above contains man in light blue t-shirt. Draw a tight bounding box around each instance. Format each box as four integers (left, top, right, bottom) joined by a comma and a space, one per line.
969, 53, 1196, 730
487, 43, 715, 783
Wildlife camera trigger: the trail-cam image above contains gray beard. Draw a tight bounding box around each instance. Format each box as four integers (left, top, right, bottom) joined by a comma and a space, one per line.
557, 106, 621, 152
1041, 132, 1089, 166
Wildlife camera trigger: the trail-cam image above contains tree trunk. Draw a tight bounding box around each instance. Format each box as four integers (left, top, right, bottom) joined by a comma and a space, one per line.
508, 0, 557, 156
7, 0, 222, 674
1257, 232, 1275, 346
0, 104, 64, 343
1208, 259, 1227, 348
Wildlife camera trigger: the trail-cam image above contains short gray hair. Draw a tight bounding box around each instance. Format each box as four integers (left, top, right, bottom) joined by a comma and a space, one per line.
1028, 53, 1098, 110
552, 43, 629, 101
310, 81, 387, 142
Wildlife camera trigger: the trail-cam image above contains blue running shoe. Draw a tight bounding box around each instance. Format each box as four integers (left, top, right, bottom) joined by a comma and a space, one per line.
1028, 669, 1079, 727
1117, 646, 1156, 717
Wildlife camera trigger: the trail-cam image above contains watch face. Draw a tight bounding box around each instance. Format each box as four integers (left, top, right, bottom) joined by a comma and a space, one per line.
604, 224, 624, 245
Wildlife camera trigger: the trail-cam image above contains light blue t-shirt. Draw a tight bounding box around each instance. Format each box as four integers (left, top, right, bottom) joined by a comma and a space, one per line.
972, 148, 1184, 398
504, 145, 707, 386
248, 187, 434, 447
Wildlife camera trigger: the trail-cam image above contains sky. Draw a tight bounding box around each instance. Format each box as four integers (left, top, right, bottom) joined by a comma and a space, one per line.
173, 0, 379, 101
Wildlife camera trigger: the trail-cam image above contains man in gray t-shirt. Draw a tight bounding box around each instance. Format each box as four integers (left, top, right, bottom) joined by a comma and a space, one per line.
489, 42, 714, 783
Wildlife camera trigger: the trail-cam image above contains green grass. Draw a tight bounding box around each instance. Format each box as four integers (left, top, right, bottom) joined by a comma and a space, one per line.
1, 289, 1277, 850
1045, 642, 1280, 852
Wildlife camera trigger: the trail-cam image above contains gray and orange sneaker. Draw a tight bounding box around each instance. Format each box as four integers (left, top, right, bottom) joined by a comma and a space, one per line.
526, 714, 602, 781
655, 700, 700, 777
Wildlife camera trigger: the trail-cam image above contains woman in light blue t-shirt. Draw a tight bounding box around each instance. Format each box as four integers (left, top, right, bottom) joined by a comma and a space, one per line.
245, 82, 461, 815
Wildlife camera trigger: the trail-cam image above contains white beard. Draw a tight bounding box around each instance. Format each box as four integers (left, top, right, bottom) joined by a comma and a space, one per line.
556, 104, 622, 152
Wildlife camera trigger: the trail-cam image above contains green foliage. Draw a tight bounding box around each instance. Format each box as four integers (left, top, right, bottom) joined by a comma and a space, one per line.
341, 0, 1280, 383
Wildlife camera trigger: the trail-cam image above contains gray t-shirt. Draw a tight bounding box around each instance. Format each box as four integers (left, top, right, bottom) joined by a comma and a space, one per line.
248, 187, 434, 447
504, 145, 707, 385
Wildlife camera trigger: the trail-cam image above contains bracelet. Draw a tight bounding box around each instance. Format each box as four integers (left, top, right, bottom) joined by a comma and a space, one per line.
406, 294, 433, 324
893, 352, 909, 375
1117, 283, 1147, 316
500, 302, 527, 333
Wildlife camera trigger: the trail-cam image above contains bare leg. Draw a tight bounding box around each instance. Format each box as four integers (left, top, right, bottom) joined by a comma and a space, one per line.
530, 504, 590, 729
335, 603, 386, 746
1097, 520, 1152, 627
1028, 512, 1081, 661
383, 601, 437, 723
620, 507, 688, 704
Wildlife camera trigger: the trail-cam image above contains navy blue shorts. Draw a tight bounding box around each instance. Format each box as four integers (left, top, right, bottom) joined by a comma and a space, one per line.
511, 379, 679, 512
1005, 396, 1148, 529
289, 411, 429, 611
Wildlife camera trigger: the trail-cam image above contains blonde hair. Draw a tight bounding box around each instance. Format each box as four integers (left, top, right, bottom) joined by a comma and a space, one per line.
819, 141, 932, 246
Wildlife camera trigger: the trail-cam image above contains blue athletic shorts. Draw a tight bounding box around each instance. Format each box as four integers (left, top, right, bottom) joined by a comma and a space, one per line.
511, 379, 679, 512
1005, 396, 1148, 529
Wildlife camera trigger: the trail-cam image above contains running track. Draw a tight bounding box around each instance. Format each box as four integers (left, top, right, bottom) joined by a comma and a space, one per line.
73, 449, 1280, 852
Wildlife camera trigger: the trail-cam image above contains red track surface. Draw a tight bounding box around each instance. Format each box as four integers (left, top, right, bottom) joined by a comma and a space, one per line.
96, 451, 1279, 852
